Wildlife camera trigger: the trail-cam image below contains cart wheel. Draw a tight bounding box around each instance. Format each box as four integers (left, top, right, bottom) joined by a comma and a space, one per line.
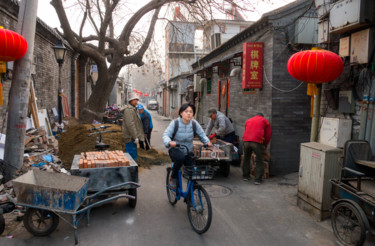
23, 208, 59, 237
220, 163, 230, 177
331, 201, 368, 246
128, 189, 137, 208
0, 213, 5, 235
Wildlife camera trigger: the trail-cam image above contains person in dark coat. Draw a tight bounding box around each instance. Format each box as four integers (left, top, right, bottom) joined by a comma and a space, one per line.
137, 104, 152, 150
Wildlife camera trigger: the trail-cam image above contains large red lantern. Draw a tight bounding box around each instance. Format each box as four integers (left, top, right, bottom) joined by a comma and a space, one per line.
0, 28, 27, 61
287, 50, 343, 84
144, 93, 149, 97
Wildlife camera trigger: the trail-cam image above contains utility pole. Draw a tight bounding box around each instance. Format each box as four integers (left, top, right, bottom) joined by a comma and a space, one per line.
3, 0, 38, 182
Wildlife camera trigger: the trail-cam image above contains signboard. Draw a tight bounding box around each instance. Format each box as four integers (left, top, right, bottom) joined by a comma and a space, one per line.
339, 36, 350, 57
242, 42, 263, 89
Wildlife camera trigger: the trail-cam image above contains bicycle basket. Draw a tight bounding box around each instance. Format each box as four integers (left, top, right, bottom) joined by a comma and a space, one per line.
183, 166, 215, 180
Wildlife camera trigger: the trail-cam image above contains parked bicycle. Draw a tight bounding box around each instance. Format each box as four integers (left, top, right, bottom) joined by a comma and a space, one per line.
166, 144, 214, 234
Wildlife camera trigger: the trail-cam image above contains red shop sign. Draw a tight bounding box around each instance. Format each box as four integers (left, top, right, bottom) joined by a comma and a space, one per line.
242, 42, 263, 89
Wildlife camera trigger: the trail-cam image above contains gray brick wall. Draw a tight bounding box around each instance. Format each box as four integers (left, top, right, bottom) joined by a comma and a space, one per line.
196, 1, 314, 176
0, 2, 74, 133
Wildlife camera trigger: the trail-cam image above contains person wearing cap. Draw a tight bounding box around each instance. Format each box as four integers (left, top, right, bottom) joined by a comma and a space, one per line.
242, 113, 272, 185
137, 104, 153, 150
122, 93, 145, 161
205, 108, 236, 144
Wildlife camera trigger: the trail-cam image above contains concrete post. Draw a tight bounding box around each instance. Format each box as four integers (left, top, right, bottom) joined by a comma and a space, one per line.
310, 84, 321, 142
3, 0, 38, 182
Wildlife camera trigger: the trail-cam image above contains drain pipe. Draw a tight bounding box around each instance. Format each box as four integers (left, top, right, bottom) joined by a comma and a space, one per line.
368, 77, 375, 153
310, 84, 321, 142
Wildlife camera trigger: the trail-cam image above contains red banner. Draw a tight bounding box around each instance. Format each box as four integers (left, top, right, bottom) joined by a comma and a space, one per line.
242, 42, 263, 89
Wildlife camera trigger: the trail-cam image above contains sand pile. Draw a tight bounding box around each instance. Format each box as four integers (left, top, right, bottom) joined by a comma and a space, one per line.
58, 124, 170, 169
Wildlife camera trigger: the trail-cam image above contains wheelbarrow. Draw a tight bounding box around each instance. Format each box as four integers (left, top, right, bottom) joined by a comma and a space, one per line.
12, 169, 140, 244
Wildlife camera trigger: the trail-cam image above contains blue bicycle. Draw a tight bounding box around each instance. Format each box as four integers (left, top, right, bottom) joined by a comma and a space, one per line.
166, 145, 214, 234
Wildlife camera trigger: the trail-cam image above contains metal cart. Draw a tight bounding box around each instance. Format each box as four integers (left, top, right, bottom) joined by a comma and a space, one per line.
70, 152, 139, 208
12, 169, 139, 245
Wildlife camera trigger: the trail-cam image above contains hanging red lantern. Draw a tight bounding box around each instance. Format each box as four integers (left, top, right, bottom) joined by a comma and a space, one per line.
0, 28, 27, 61
144, 93, 149, 97
287, 50, 343, 84
132, 89, 137, 92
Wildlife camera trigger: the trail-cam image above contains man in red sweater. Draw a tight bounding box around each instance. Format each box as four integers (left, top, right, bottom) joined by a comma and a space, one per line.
242, 113, 272, 185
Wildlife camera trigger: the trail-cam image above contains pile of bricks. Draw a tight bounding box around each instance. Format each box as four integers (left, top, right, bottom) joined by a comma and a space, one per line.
78, 150, 130, 169
250, 153, 270, 179
24, 127, 58, 153
192, 140, 225, 158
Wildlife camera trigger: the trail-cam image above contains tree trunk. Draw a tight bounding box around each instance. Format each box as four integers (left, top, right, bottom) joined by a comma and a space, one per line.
80, 65, 120, 123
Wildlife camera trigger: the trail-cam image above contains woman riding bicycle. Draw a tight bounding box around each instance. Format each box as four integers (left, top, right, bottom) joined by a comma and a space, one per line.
162, 103, 212, 188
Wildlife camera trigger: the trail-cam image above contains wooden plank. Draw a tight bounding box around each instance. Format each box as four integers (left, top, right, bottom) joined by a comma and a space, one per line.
355, 160, 375, 169
28, 81, 39, 127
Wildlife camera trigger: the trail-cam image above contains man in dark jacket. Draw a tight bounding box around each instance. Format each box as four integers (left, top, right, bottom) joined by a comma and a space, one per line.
242, 113, 272, 185
137, 104, 153, 150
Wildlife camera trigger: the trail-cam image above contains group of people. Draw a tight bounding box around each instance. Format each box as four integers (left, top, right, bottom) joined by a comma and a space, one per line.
122, 93, 272, 186
204, 108, 271, 185
121, 93, 153, 162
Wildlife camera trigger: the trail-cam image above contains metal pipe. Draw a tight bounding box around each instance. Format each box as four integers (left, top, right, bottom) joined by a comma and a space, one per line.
310, 84, 321, 142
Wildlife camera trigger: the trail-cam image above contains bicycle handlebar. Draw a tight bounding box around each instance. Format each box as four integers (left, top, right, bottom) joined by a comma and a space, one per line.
89, 125, 112, 131
88, 130, 120, 137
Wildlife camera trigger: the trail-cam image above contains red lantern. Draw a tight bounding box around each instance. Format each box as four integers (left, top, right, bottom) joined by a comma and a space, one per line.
287, 50, 343, 84
132, 89, 137, 92
0, 28, 27, 61
144, 93, 149, 97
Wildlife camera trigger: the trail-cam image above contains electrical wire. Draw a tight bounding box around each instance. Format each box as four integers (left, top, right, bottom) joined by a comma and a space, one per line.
263, 68, 304, 93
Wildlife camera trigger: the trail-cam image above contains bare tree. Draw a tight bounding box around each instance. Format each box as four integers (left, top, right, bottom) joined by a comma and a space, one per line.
50, 0, 258, 122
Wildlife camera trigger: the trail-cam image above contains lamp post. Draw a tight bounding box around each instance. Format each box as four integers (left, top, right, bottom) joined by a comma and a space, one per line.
52, 40, 67, 125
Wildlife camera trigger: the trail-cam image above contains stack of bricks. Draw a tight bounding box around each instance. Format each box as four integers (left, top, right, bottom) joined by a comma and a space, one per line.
192, 140, 225, 158
79, 150, 130, 169
250, 153, 270, 179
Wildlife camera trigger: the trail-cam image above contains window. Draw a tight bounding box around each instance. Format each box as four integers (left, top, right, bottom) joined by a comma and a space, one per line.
210, 33, 221, 49
207, 79, 212, 94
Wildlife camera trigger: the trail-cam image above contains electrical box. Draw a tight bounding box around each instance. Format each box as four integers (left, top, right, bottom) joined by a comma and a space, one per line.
329, 0, 375, 34
339, 90, 356, 113
318, 20, 329, 43
339, 36, 350, 57
319, 117, 352, 148
294, 17, 318, 44
298, 142, 342, 220
350, 28, 374, 64
314, 0, 332, 18
193, 74, 201, 92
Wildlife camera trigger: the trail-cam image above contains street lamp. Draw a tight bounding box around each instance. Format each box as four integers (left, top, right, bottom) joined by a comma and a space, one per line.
52, 40, 67, 125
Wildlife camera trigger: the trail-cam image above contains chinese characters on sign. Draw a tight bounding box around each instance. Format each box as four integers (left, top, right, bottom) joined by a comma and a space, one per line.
242, 42, 264, 89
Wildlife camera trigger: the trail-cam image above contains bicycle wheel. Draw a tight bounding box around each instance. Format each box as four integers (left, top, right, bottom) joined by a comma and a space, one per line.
166, 167, 177, 205
331, 201, 367, 246
128, 188, 137, 208
23, 208, 59, 237
187, 184, 212, 234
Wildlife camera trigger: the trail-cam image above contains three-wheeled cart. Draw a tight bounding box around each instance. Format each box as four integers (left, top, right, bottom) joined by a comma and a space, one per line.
70, 152, 139, 208
12, 169, 140, 244
330, 140, 375, 246
194, 139, 234, 177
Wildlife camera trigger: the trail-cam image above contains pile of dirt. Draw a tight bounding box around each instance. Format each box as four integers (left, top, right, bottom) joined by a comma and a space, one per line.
137, 148, 171, 168
58, 124, 124, 169
58, 124, 170, 169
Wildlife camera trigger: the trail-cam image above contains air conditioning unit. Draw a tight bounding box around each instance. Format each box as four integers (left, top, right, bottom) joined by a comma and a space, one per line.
193, 74, 201, 92
329, 0, 375, 34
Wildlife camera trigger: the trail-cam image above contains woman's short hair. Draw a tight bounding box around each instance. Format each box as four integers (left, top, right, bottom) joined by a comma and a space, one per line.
179, 103, 196, 117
